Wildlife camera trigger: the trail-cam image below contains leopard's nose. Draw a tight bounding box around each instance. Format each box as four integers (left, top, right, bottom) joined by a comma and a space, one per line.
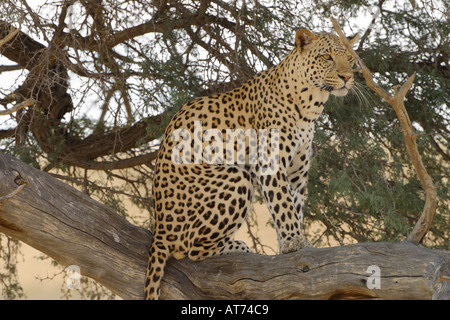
338, 74, 351, 82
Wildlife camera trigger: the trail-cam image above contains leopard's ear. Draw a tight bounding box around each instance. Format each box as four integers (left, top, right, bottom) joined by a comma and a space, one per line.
295, 29, 318, 50
348, 34, 359, 47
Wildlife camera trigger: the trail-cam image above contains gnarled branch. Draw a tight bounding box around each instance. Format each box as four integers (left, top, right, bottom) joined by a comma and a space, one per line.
332, 18, 438, 245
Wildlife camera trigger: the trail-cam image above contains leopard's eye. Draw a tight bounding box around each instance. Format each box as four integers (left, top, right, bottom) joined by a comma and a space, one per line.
321, 54, 332, 61
347, 54, 353, 61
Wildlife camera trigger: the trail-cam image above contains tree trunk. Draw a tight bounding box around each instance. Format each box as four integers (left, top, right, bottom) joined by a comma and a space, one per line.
0, 152, 448, 300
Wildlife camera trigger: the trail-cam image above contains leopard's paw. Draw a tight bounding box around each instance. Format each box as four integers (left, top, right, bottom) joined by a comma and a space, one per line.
280, 234, 311, 254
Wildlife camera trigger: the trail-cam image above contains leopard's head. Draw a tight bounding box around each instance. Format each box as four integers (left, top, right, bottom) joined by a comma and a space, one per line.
295, 29, 359, 97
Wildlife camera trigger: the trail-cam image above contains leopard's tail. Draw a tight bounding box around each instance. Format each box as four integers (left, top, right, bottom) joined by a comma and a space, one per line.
144, 240, 169, 300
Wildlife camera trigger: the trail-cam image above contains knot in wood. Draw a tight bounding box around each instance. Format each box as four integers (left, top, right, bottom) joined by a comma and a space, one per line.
13, 171, 26, 186
299, 264, 310, 273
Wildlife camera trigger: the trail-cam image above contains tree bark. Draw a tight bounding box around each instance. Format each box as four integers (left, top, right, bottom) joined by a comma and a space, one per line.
0, 151, 448, 300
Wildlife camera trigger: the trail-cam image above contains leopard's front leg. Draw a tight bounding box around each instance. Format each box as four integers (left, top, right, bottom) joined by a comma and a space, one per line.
256, 130, 313, 253
257, 168, 310, 254
285, 141, 314, 250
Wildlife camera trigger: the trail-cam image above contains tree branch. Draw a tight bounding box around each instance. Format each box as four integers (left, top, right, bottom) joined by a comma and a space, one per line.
65, 11, 237, 51
0, 20, 167, 168
331, 18, 438, 245
0, 21, 20, 48
66, 151, 159, 170
0, 20, 45, 69
0, 151, 448, 300
0, 99, 34, 116
0, 64, 21, 72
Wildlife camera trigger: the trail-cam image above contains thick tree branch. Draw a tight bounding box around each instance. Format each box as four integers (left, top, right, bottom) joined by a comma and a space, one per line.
63, 12, 237, 51
0, 152, 448, 300
0, 20, 45, 69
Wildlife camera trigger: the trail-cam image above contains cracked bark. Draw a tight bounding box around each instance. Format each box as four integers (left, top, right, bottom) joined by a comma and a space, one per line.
0, 151, 448, 300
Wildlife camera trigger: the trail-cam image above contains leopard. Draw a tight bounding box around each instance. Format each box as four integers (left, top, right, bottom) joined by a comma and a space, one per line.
144, 29, 358, 299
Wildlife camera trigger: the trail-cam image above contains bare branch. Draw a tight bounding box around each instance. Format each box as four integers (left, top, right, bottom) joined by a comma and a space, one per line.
66, 151, 159, 170
0, 64, 21, 72
0, 178, 26, 206
0, 128, 15, 140
68, 12, 237, 51
0, 23, 20, 48
0, 100, 34, 116
331, 18, 438, 245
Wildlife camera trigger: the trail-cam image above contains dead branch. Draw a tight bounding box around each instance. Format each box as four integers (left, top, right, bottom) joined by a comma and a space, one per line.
331, 18, 438, 245
0, 172, 26, 206
0, 99, 34, 116
0, 23, 19, 48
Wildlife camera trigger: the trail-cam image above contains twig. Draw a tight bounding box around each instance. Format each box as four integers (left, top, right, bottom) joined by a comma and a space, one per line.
0, 25, 20, 48
0, 64, 21, 72
0, 183, 26, 206
0, 100, 34, 116
331, 18, 438, 245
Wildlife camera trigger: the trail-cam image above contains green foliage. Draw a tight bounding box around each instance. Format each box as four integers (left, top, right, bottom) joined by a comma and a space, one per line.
5, 143, 41, 169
